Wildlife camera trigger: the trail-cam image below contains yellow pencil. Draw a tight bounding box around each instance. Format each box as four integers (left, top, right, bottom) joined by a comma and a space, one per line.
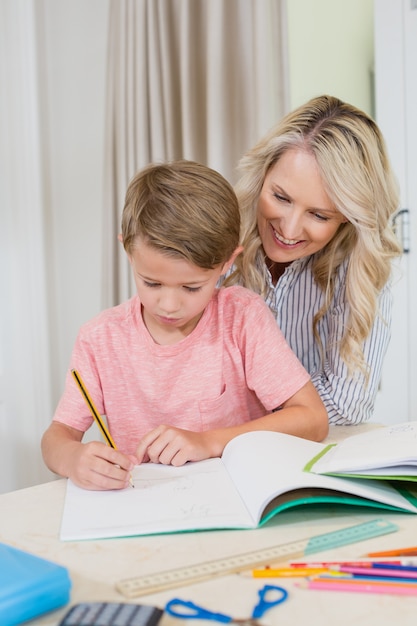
251, 567, 330, 578
71, 369, 134, 488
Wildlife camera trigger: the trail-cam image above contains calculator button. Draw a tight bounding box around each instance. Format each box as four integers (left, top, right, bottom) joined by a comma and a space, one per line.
59, 602, 163, 626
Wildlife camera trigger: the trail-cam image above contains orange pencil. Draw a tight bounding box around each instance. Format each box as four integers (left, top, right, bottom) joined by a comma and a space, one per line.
367, 546, 417, 557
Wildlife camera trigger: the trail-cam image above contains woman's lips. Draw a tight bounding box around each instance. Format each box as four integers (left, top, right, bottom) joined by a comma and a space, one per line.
271, 225, 302, 247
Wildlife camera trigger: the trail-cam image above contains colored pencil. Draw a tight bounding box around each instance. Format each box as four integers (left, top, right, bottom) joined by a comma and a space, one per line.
251, 567, 330, 578
338, 565, 417, 579
367, 546, 417, 557
289, 560, 403, 568
320, 572, 417, 584
300, 578, 417, 596
336, 566, 417, 582
372, 562, 417, 572
249, 562, 413, 578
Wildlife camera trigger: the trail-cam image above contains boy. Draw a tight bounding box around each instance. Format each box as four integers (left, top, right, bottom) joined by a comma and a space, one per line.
41, 161, 328, 490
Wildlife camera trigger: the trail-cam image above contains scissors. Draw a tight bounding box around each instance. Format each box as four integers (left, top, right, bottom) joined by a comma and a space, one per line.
165, 584, 288, 625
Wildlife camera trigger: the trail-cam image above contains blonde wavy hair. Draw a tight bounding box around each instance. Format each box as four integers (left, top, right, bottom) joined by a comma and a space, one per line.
226, 95, 402, 377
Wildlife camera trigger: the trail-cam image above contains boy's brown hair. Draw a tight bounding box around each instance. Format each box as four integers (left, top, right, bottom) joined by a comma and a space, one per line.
122, 160, 240, 268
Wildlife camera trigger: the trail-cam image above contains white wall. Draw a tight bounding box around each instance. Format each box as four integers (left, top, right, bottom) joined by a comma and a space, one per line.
287, 0, 374, 114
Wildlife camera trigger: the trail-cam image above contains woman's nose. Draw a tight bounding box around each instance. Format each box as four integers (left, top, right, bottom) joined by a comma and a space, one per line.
278, 212, 303, 240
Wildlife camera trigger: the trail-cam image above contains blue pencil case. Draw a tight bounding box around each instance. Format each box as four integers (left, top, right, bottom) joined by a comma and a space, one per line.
0, 542, 72, 626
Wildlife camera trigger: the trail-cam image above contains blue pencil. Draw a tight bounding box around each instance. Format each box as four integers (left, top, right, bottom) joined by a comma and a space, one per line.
371, 562, 417, 572
338, 565, 417, 579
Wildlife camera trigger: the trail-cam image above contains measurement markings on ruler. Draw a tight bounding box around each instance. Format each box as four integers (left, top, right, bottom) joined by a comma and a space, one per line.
116, 519, 398, 598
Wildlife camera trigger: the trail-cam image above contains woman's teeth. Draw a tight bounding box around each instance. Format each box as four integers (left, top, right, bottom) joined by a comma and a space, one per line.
274, 229, 299, 245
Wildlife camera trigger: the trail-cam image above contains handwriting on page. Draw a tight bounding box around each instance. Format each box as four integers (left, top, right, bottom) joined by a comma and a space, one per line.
316, 421, 417, 473
133, 475, 195, 491
133, 474, 212, 518
387, 423, 417, 437
60, 457, 254, 540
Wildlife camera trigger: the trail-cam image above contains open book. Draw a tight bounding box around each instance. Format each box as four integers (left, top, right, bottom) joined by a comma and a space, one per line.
306, 420, 417, 481
60, 430, 417, 541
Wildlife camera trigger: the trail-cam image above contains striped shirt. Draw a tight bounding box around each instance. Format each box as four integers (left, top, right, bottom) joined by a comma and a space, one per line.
264, 256, 392, 424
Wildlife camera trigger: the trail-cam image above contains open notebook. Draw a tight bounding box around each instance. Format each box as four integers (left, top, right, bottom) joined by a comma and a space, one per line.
306, 421, 417, 480
60, 430, 417, 541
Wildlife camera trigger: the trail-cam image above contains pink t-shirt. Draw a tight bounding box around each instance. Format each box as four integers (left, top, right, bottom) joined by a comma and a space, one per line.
53, 286, 310, 454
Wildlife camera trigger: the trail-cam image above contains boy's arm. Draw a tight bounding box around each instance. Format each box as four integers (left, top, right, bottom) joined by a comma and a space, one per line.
135, 380, 328, 466
41, 422, 135, 491
246, 379, 329, 440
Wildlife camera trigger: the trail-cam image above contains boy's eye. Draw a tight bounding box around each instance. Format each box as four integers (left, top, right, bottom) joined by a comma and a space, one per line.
143, 280, 160, 288
142, 280, 201, 292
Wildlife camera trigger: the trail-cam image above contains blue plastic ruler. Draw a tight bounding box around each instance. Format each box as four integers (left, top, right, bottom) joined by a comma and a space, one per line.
116, 518, 398, 598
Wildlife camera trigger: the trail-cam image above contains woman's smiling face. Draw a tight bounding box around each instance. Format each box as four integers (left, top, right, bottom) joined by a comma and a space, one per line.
257, 149, 347, 264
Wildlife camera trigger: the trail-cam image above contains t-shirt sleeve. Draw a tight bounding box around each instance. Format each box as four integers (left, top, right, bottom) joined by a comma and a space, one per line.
234, 292, 311, 411
52, 326, 103, 432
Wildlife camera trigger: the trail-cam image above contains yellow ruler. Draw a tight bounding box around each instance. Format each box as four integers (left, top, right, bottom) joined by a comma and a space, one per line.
116, 518, 398, 598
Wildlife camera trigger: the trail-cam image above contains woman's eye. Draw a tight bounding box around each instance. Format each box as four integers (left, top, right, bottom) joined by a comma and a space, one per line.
313, 212, 330, 222
273, 192, 288, 203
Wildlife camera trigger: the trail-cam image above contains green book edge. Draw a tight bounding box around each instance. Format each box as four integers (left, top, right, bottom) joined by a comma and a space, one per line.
316, 472, 417, 482
259, 492, 416, 527
303, 443, 336, 472
303, 444, 417, 483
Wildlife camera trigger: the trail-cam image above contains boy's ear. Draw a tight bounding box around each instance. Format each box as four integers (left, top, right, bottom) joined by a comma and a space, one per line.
221, 245, 243, 275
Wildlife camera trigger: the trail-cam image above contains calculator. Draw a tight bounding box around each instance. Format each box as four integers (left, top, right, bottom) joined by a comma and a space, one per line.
58, 602, 164, 626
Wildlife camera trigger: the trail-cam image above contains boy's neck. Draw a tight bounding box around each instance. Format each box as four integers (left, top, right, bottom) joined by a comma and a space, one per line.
141, 306, 204, 345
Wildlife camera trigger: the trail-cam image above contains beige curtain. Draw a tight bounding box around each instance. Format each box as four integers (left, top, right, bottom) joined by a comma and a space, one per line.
102, 0, 288, 307
0, 0, 55, 492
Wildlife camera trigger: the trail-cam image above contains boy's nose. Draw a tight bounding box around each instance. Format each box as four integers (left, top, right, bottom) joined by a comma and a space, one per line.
159, 290, 181, 314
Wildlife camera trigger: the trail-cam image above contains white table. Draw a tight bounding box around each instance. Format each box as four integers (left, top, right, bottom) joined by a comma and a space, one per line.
1, 425, 417, 625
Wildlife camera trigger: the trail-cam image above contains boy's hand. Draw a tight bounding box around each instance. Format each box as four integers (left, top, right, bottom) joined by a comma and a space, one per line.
136, 425, 223, 466
66, 441, 136, 490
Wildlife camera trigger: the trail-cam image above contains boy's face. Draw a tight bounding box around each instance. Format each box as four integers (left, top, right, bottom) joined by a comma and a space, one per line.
128, 237, 231, 344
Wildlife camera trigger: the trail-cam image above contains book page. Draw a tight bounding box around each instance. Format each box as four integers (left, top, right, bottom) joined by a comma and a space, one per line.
311, 421, 417, 474
60, 458, 254, 541
221, 431, 417, 524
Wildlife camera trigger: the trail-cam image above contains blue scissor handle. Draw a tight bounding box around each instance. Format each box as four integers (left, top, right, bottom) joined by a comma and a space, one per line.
251, 584, 288, 619
165, 599, 232, 623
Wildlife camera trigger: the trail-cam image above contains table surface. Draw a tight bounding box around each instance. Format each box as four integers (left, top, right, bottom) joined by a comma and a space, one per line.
2, 424, 417, 626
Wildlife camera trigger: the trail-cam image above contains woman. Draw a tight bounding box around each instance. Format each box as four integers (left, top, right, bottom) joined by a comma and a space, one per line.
225, 95, 401, 424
